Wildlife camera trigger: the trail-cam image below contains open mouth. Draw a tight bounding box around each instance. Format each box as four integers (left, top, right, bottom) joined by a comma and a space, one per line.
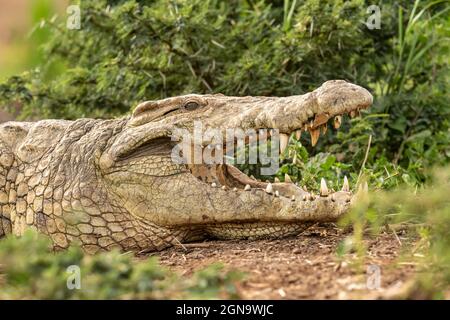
111, 84, 371, 240
185, 108, 365, 199
180, 107, 367, 240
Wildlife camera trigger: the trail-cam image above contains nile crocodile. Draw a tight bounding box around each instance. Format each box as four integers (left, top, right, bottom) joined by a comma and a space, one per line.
0, 80, 372, 253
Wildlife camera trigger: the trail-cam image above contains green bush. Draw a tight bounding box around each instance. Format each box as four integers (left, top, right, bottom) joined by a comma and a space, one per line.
339, 166, 450, 298
0, 230, 242, 299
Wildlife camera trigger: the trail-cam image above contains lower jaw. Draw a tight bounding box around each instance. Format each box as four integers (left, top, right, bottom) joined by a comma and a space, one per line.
188, 162, 300, 193
204, 221, 315, 240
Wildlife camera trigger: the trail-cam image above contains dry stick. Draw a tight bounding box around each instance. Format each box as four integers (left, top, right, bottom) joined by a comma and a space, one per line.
389, 225, 403, 246
356, 134, 372, 188
173, 237, 187, 251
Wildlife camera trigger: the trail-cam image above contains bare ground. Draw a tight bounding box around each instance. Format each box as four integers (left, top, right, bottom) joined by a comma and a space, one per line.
152, 224, 422, 299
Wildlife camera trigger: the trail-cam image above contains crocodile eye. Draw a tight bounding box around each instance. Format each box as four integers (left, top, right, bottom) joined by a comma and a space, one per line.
184, 101, 200, 111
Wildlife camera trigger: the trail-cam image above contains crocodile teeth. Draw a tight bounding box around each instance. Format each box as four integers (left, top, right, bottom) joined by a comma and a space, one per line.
303, 185, 308, 192
265, 183, 273, 194
221, 185, 227, 190
275, 190, 280, 197
350, 110, 357, 118
309, 193, 316, 201
291, 195, 296, 201
302, 194, 307, 201
250, 175, 256, 180
280, 133, 289, 154
310, 128, 320, 146
211, 182, 217, 188
334, 115, 342, 129
342, 176, 350, 192
284, 173, 293, 183
274, 177, 280, 183
244, 184, 251, 191
295, 130, 302, 140
313, 113, 329, 128
320, 178, 329, 196
321, 124, 327, 135
233, 187, 238, 192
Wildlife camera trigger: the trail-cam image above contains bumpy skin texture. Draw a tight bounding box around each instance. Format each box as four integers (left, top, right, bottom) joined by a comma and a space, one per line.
0, 80, 372, 253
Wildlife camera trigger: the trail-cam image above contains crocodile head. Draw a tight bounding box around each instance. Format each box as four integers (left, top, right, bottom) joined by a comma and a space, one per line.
98, 80, 372, 244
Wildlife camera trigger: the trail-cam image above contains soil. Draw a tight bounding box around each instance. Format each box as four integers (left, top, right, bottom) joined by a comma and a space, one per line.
154, 223, 421, 299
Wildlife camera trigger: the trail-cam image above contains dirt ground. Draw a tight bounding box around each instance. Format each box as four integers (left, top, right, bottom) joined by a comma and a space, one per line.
154, 224, 422, 299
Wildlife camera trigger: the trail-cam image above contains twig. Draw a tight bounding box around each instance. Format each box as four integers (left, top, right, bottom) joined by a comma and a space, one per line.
389, 225, 402, 246
357, 134, 372, 186
173, 237, 187, 251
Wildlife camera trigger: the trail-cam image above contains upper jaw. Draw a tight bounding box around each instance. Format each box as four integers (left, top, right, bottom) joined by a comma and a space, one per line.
248, 81, 372, 144
117, 80, 373, 153
104, 80, 371, 216
179, 81, 373, 221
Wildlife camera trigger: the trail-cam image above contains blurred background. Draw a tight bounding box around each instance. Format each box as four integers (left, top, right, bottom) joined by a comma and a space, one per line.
0, 0, 67, 76
0, 0, 67, 121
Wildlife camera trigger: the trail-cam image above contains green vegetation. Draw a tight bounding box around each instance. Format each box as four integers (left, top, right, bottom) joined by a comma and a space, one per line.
0, 0, 63, 78
0, 0, 449, 299
340, 167, 450, 299
0, 230, 242, 299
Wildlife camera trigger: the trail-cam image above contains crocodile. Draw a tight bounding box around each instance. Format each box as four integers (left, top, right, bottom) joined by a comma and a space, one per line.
0, 80, 372, 253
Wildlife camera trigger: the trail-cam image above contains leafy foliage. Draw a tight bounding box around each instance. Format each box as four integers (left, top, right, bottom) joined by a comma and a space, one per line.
339, 167, 450, 298
0, 230, 242, 299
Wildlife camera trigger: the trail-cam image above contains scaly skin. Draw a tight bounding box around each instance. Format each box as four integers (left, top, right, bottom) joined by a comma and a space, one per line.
0, 80, 372, 253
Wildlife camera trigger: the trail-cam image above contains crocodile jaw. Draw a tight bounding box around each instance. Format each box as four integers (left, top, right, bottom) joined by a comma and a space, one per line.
100, 80, 371, 241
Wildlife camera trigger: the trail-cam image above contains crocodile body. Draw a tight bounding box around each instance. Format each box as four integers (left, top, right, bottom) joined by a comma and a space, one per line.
0, 80, 372, 253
